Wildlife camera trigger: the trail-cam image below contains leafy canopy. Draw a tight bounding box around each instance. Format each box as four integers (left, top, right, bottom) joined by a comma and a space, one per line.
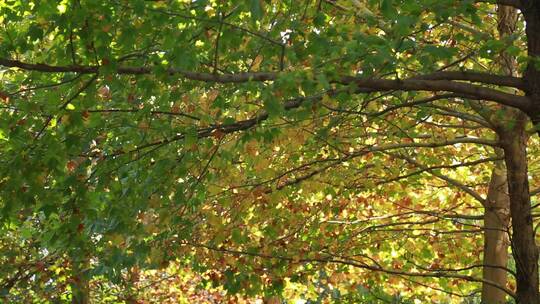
0, 0, 537, 302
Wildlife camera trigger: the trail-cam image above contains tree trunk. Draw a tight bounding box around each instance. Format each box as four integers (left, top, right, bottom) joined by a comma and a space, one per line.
482, 5, 523, 304
70, 257, 90, 304
523, 0, 540, 136
509, 1, 540, 302
479, 6, 514, 303
69, 205, 90, 304
500, 122, 539, 303
482, 163, 510, 304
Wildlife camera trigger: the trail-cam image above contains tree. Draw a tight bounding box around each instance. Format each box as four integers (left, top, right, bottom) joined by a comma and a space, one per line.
1, 0, 540, 302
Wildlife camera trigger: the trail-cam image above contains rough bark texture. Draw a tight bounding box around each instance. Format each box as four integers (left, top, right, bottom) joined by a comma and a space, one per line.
480, 7, 514, 303
498, 2, 540, 302
523, 0, 540, 134
482, 164, 510, 304
501, 121, 539, 303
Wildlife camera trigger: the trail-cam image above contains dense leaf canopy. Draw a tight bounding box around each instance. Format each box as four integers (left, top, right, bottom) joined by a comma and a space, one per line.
1, 0, 540, 303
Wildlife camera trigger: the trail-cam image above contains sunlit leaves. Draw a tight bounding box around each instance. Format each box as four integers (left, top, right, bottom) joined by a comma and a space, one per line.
0, 0, 532, 302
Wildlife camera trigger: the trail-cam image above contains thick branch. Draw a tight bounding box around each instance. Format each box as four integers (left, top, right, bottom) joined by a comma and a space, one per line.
337, 77, 531, 111
0, 58, 276, 83
0, 58, 530, 109
413, 71, 526, 90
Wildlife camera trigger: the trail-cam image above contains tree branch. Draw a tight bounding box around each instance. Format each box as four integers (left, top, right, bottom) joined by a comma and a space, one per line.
0, 57, 530, 109
413, 71, 525, 90
337, 77, 531, 111
389, 152, 487, 205
184, 241, 516, 298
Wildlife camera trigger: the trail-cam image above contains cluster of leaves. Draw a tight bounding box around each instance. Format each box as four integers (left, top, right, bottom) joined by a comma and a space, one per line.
1, 0, 540, 303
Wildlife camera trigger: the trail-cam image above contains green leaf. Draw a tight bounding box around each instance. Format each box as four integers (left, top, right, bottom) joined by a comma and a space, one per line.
381, 0, 396, 19
249, 0, 263, 21
184, 127, 198, 146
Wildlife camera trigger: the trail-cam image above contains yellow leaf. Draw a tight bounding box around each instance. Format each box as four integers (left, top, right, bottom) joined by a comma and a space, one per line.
251, 55, 263, 71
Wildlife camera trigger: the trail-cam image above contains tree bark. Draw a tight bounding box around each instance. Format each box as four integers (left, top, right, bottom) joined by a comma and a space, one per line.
507, 2, 540, 302
475, 5, 540, 303
523, 0, 540, 134
482, 163, 511, 304
479, 6, 514, 303
500, 122, 539, 303
70, 257, 90, 304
